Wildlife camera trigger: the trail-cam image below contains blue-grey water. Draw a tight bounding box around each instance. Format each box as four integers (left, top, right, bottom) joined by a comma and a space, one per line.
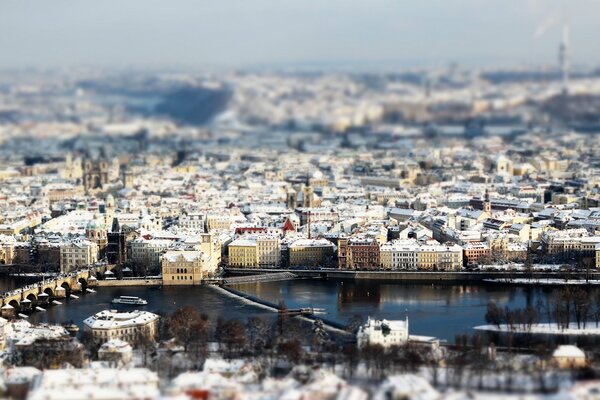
230, 279, 551, 341
0, 276, 562, 341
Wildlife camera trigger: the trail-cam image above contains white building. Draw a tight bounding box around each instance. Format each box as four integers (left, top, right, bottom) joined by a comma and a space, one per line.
380, 239, 463, 271
27, 367, 159, 400
130, 237, 173, 270
83, 309, 159, 344
98, 339, 133, 366
178, 211, 205, 232
357, 317, 409, 349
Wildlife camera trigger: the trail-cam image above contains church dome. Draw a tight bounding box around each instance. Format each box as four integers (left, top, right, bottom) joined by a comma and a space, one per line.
86, 218, 106, 231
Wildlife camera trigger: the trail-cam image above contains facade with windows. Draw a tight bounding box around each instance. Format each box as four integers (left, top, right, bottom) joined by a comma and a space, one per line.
161, 250, 206, 285
83, 309, 159, 344
59, 239, 98, 273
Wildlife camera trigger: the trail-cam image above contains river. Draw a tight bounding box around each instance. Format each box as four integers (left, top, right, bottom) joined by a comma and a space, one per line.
1, 276, 570, 342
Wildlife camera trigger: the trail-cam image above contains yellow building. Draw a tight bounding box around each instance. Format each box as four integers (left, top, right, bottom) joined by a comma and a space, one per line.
228, 235, 280, 268
416, 243, 463, 271
206, 215, 232, 231
256, 236, 280, 267
228, 238, 258, 267
0, 235, 15, 265
161, 250, 206, 285
289, 238, 335, 267
199, 233, 221, 273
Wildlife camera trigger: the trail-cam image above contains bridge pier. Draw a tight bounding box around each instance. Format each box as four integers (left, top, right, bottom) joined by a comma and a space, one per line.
1, 304, 16, 319
20, 298, 32, 310
54, 286, 67, 299
37, 293, 50, 304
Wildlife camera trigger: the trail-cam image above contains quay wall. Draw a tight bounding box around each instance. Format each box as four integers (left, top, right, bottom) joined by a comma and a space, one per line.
97, 278, 162, 287
225, 268, 600, 283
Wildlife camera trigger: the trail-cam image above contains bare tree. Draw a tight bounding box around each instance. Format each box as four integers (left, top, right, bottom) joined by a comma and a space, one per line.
133, 331, 156, 367
216, 318, 247, 359
485, 302, 504, 329
277, 339, 303, 363
246, 316, 271, 355
169, 306, 211, 357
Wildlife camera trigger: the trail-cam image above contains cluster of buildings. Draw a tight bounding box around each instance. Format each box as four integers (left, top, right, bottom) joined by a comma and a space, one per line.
0, 71, 598, 282
0, 127, 599, 279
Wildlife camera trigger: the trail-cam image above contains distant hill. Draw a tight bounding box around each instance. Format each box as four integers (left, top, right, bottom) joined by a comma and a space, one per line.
154, 86, 232, 126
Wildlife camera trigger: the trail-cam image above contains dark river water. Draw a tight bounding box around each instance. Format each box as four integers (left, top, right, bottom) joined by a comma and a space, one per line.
0, 276, 566, 342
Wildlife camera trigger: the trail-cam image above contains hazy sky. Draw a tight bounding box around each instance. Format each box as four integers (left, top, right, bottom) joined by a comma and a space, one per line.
1, 0, 600, 70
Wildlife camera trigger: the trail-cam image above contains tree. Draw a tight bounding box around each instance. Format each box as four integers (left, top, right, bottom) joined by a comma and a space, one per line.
485, 302, 504, 329
277, 339, 303, 363
246, 316, 271, 355
217, 318, 247, 358
361, 344, 385, 378
133, 331, 156, 367
311, 320, 330, 354
404, 343, 426, 373
341, 343, 359, 379
594, 291, 600, 328
572, 287, 590, 330
425, 347, 444, 388
346, 314, 364, 334
277, 299, 288, 337
169, 306, 211, 358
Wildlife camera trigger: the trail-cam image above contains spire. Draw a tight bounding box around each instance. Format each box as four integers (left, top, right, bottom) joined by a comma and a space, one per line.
111, 217, 120, 233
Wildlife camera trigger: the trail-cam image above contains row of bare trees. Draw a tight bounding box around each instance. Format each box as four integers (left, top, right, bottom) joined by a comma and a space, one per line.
486, 287, 600, 332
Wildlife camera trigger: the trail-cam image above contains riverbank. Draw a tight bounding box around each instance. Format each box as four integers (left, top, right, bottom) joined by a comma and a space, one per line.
475, 322, 600, 336
226, 268, 600, 283
97, 278, 162, 287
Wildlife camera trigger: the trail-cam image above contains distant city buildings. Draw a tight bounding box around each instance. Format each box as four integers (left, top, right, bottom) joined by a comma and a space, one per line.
0, 69, 597, 280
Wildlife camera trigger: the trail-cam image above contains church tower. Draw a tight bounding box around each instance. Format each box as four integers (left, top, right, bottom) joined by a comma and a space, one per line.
483, 189, 492, 215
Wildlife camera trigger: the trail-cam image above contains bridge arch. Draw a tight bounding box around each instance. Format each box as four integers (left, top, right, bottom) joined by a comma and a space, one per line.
78, 277, 87, 287
44, 287, 54, 297
8, 299, 19, 308
61, 281, 71, 291
26, 293, 36, 302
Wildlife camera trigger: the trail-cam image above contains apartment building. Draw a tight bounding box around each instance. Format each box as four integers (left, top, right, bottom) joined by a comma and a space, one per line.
228, 235, 281, 268
288, 238, 335, 268
130, 237, 172, 270
59, 239, 99, 273
380, 239, 463, 271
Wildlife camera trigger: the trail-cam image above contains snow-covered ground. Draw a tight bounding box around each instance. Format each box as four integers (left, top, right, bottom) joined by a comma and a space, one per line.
480, 264, 565, 272
474, 322, 600, 336
483, 278, 600, 286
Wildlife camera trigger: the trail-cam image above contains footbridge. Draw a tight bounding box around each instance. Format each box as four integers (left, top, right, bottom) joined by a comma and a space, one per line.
1, 267, 105, 317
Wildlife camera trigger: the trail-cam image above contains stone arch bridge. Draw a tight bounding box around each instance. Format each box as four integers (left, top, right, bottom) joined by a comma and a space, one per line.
1, 267, 105, 317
